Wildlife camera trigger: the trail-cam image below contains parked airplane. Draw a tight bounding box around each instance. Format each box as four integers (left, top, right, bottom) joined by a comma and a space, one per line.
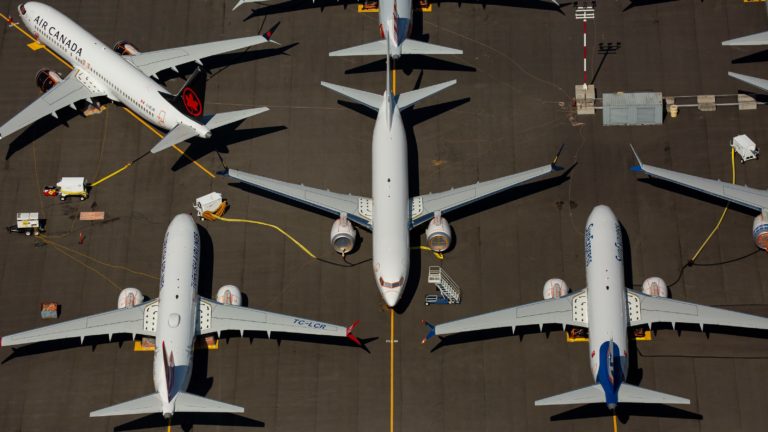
422, 205, 768, 409
233, 0, 558, 58
629, 145, 768, 251
0, 214, 361, 418
722, 3, 768, 92
222, 52, 558, 308
0, 2, 276, 154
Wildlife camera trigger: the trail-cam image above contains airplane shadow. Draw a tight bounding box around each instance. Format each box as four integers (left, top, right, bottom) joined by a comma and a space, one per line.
731, 49, 768, 65
623, 0, 680, 12
171, 124, 287, 172
344, 56, 476, 76
5, 108, 81, 159
550, 402, 702, 422
235, 331, 377, 353
242, 0, 561, 19
113, 412, 265, 432
1, 335, 134, 364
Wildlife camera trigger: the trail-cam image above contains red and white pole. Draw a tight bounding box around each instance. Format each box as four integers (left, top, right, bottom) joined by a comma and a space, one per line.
583, 18, 588, 88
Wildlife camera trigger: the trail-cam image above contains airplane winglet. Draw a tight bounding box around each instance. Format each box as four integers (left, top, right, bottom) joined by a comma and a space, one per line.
421, 320, 436, 344
217, 169, 230, 177
552, 143, 565, 170
346, 320, 362, 346
629, 144, 644, 172
263, 22, 280, 44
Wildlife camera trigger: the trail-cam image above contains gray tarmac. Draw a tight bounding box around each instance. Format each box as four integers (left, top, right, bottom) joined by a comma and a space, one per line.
1, 0, 768, 431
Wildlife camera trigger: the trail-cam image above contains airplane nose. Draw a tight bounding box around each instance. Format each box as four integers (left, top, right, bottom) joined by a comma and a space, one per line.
382, 290, 400, 308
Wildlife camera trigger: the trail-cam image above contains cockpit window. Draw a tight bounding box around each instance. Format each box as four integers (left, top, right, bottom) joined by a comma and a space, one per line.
379, 277, 404, 289
19, 4, 26, 15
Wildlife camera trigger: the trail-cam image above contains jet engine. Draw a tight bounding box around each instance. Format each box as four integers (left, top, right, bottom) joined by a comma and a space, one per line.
542, 278, 569, 299
753, 213, 768, 251
117, 287, 144, 309
330, 214, 357, 255
641, 277, 668, 298
113, 40, 141, 56
35, 69, 62, 93
425, 213, 452, 253
216, 285, 242, 306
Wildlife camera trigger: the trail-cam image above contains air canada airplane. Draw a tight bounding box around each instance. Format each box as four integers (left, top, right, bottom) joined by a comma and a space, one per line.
0, 214, 361, 419
630, 145, 768, 251
233, 0, 558, 58
222, 51, 559, 308
0, 2, 276, 154
423, 205, 768, 410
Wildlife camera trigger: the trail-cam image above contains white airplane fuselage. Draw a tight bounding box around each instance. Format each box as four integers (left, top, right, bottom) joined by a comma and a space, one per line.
372, 95, 410, 307
152, 214, 200, 418
583, 205, 630, 409
17, 2, 210, 137
378, 0, 412, 58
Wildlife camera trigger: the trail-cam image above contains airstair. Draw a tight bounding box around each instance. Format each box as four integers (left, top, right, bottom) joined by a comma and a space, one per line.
426, 266, 461, 305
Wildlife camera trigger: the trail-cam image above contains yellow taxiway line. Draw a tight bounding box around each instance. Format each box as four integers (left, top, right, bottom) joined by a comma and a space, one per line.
390, 307, 395, 432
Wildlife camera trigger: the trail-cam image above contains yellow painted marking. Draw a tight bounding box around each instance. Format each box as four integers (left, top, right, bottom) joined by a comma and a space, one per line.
612, 414, 618, 432
26, 40, 45, 51
168, 418, 172, 432
688, 148, 735, 263
390, 308, 395, 432
357, 4, 379, 12
203, 212, 317, 259
392, 59, 397, 95
744, 0, 765, 3
420, 4, 433, 12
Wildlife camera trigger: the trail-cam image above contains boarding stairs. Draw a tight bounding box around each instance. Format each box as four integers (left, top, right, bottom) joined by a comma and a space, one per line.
426, 266, 461, 305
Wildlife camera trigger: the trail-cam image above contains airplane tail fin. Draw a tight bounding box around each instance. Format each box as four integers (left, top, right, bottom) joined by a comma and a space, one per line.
617, 383, 690, 405
89, 392, 244, 417
329, 38, 461, 57
168, 67, 208, 121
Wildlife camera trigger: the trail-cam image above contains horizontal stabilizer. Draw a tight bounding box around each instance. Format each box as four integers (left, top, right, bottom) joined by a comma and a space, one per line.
396, 80, 457, 111
618, 384, 690, 405
90, 393, 162, 417
321, 82, 383, 112
329, 39, 461, 57
151, 124, 198, 154
728, 71, 768, 93
723, 31, 768, 46
173, 392, 244, 413
233, 0, 265, 10
535, 384, 604, 406
204, 107, 269, 130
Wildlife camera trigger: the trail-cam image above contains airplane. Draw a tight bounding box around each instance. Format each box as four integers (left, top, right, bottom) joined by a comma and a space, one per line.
221, 50, 559, 308
422, 205, 768, 410
722, 3, 768, 92
0, 2, 277, 154
629, 145, 768, 251
232, 0, 559, 58
0, 213, 361, 419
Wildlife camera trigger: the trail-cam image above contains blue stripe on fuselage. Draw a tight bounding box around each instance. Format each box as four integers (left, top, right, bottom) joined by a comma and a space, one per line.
597, 340, 624, 407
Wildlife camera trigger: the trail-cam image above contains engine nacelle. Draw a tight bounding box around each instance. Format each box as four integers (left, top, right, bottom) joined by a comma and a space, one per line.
330, 214, 357, 255
425, 213, 452, 252
542, 278, 569, 300
753, 214, 768, 251
117, 287, 144, 309
641, 277, 668, 298
113, 40, 141, 56
216, 285, 242, 306
35, 69, 62, 93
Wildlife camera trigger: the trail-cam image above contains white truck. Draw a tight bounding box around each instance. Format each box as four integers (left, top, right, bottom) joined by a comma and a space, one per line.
7, 212, 45, 236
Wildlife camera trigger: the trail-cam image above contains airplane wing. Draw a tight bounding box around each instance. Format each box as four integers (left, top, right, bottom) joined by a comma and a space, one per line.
411, 163, 555, 228
1, 299, 158, 347
127, 29, 276, 78
628, 290, 768, 330
728, 71, 768, 93
222, 168, 373, 229
630, 145, 768, 212
723, 31, 768, 46
198, 298, 360, 344
424, 292, 580, 342
0, 68, 106, 140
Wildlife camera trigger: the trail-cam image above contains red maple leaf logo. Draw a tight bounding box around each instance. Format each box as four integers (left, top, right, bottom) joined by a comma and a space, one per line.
182, 88, 202, 117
